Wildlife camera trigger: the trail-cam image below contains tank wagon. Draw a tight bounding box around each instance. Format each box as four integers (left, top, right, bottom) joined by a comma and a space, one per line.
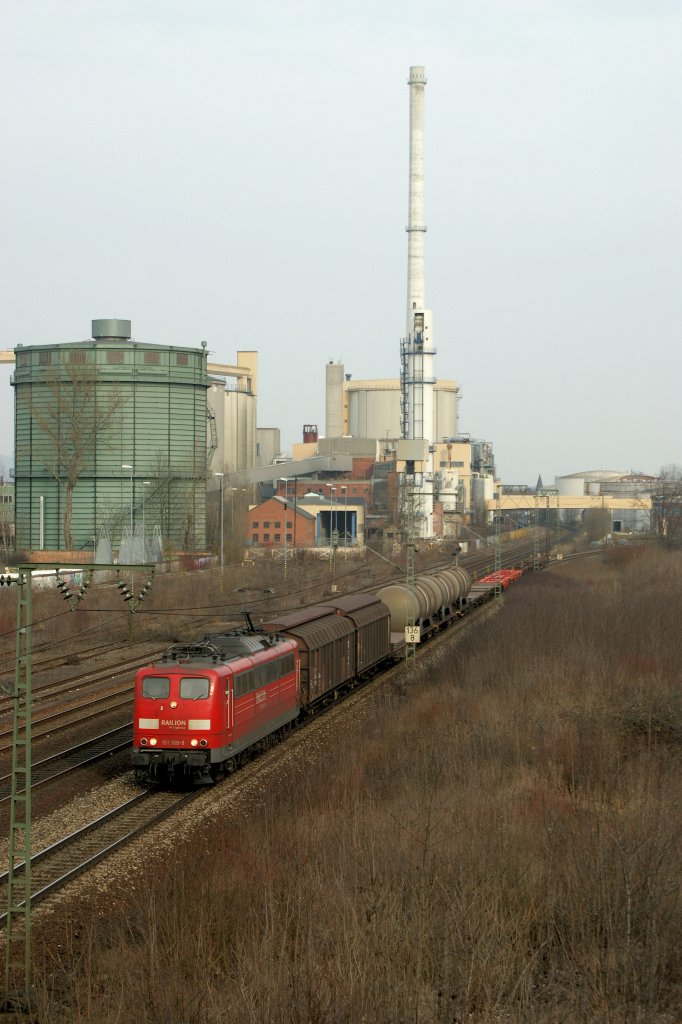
376, 566, 472, 643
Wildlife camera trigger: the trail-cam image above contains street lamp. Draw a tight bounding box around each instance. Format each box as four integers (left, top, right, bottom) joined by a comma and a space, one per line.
121, 464, 133, 563
278, 478, 289, 581
142, 481, 151, 560
341, 485, 347, 558
329, 486, 336, 585
230, 487, 246, 546
229, 487, 238, 534
214, 472, 224, 577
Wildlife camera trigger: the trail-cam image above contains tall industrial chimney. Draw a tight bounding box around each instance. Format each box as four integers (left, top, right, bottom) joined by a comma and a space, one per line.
401, 65, 435, 537
406, 66, 426, 323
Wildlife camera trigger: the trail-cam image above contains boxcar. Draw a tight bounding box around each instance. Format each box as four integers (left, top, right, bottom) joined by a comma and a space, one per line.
261, 606, 356, 707
320, 594, 391, 677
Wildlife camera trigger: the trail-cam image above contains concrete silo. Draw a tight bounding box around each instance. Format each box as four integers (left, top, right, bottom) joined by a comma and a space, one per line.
12, 319, 209, 555
344, 378, 458, 442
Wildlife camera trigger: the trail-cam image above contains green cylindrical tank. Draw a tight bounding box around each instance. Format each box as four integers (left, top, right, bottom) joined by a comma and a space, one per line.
12, 321, 209, 554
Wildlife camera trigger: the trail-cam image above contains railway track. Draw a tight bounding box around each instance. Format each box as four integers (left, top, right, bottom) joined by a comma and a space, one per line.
0, 555, 534, 944
0, 537, 550, 807
0, 725, 132, 805
0, 535, 539, 694
0, 601, 496, 926
0, 543, 516, 705
0, 788, 199, 927
0, 651, 159, 719
0, 686, 134, 756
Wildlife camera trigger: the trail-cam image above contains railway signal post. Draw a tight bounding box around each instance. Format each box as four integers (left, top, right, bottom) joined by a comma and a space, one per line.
1, 562, 153, 1012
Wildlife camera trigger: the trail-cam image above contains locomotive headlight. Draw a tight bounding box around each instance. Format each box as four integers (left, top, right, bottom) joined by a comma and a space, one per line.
170, 700, 178, 709
200, 739, 208, 747
149, 738, 158, 746
140, 738, 148, 746
190, 739, 198, 747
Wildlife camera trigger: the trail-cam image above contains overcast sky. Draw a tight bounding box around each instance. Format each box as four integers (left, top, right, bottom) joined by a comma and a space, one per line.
2, 0, 680, 484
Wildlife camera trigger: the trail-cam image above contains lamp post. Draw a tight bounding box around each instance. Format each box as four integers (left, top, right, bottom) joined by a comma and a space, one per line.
341, 485, 347, 558
329, 486, 336, 586
142, 481, 151, 561
278, 478, 288, 581
229, 487, 239, 546
121, 464, 133, 567
214, 472, 224, 577
231, 487, 246, 553
283, 495, 288, 581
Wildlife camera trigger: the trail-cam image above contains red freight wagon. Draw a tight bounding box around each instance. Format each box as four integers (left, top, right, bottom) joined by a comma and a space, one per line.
479, 569, 523, 589
132, 631, 299, 783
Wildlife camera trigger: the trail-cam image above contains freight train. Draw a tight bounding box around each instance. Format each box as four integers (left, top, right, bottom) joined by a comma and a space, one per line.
132, 565, 503, 784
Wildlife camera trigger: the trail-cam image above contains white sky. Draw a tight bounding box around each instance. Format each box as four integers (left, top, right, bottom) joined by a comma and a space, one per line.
2, 0, 680, 484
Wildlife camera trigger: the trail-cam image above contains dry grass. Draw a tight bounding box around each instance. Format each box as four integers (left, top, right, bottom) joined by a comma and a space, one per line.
31, 546, 682, 1022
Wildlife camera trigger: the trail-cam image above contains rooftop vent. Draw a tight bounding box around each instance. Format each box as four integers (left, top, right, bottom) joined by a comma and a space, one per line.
92, 318, 131, 341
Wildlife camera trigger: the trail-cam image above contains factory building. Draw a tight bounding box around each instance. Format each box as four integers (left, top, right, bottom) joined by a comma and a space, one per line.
314, 68, 495, 541
555, 470, 656, 533
317, 366, 494, 522
12, 319, 208, 555
248, 495, 316, 549
248, 492, 365, 550
325, 363, 458, 443
207, 350, 258, 475
256, 427, 282, 468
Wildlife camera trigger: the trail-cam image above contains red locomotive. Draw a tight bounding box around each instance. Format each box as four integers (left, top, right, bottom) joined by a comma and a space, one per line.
132, 628, 299, 783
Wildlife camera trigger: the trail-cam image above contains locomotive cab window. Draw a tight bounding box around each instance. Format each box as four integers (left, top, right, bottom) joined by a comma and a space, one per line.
180, 676, 210, 700
142, 676, 170, 700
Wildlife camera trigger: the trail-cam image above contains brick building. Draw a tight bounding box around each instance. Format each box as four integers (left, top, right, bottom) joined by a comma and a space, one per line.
247, 493, 364, 550
248, 496, 316, 549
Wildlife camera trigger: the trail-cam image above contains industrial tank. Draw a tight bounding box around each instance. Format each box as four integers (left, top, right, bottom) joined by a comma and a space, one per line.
433, 566, 471, 604
345, 380, 458, 440
12, 319, 209, 554
377, 567, 472, 632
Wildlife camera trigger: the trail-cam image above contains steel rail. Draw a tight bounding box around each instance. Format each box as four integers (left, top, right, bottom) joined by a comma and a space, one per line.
0, 789, 199, 927
0, 690, 133, 755
0, 725, 133, 805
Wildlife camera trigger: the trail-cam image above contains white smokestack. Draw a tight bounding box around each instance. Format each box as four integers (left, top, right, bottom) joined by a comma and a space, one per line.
402, 65, 435, 537
407, 66, 426, 324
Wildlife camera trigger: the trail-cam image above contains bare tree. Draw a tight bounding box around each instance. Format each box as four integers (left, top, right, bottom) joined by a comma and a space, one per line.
147, 452, 176, 540
583, 507, 612, 543
20, 356, 123, 550
652, 464, 682, 547
0, 462, 12, 560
